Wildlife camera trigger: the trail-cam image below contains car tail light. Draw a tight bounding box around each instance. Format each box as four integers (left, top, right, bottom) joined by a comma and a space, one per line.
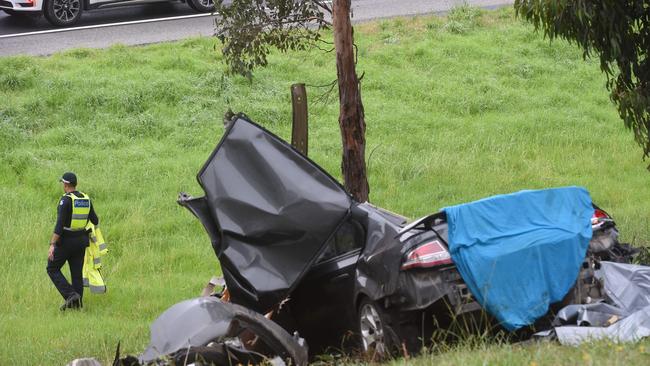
401, 240, 453, 270
591, 208, 611, 225
593, 208, 609, 219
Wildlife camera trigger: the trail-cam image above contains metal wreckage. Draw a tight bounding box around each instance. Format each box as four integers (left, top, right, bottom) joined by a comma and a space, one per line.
101, 116, 648, 366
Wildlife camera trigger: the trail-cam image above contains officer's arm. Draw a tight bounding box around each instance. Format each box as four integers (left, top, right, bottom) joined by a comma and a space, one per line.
49, 233, 60, 246
51, 197, 70, 245
89, 201, 99, 226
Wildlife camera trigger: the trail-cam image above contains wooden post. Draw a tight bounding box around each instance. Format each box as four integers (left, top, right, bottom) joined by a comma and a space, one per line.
291, 83, 309, 156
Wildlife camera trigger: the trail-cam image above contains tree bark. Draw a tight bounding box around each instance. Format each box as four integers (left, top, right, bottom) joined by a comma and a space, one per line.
332, 0, 369, 202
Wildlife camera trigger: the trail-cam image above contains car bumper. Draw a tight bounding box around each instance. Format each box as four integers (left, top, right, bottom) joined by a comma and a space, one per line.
390, 266, 478, 313
0, 0, 43, 11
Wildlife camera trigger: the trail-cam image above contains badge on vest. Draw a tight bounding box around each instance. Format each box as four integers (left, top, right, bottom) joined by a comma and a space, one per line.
74, 200, 90, 208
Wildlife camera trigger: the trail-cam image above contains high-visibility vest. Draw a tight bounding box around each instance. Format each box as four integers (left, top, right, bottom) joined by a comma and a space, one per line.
64, 192, 90, 231
83, 222, 107, 294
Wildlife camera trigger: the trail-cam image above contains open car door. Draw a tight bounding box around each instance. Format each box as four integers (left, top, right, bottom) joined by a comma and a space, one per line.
184, 116, 353, 313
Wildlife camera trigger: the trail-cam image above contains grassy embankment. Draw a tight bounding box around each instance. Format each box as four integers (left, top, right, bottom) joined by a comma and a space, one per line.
1, 6, 649, 365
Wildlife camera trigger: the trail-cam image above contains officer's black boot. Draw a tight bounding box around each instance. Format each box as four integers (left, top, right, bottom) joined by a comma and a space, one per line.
60, 292, 81, 311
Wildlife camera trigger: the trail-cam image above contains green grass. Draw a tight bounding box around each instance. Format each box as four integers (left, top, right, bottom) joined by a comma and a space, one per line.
1, 5, 650, 365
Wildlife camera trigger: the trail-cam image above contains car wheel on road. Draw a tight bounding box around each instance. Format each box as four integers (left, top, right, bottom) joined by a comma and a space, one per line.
187, 0, 215, 12
358, 298, 399, 360
43, 0, 83, 27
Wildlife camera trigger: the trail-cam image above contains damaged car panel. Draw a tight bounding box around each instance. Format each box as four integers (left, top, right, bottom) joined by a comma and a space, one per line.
190, 117, 352, 313
138, 297, 308, 366
540, 261, 650, 345
178, 194, 220, 249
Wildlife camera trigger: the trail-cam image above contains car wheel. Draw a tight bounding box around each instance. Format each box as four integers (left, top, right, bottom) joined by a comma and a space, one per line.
187, 0, 214, 13
43, 0, 82, 27
358, 298, 399, 359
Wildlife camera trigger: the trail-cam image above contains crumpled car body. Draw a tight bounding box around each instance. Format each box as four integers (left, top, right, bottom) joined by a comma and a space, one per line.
178, 115, 637, 356
178, 116, 483, 355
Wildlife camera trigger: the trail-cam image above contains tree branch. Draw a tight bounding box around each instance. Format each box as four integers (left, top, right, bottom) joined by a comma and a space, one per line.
313, 0, 332, 15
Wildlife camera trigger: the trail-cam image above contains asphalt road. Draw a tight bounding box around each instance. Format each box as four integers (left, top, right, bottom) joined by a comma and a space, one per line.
0, 0, 513, 57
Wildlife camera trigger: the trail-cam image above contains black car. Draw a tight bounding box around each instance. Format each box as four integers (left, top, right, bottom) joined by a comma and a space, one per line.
178, 115, 636, 359
178, 115, 483, 357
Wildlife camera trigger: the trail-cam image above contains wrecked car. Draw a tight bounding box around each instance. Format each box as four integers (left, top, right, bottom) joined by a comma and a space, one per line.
176, 115, 639, 359
177, 115, 481, 356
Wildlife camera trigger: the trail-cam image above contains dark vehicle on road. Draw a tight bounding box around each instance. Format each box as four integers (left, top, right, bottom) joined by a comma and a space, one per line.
177, 115, 631, 358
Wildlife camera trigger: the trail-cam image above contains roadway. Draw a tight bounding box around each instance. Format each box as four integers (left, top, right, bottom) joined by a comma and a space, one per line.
0, 0, 513, 57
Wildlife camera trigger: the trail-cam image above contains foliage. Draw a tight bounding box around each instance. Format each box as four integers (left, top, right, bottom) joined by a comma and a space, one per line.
445, 4, 482, 34
515, 0, 650, 165
214, 0, 330, 78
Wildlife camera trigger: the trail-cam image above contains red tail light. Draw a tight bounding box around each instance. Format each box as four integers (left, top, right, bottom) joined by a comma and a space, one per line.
401, 240, 453, 270
593, 208, 609, 219
591, 208, 611, 225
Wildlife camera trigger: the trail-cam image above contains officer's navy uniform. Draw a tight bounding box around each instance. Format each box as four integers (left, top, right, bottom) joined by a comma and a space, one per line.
47, 191, 99, 304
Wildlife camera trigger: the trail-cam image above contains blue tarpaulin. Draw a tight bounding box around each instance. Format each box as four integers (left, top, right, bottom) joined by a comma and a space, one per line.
443, 187, 594, 331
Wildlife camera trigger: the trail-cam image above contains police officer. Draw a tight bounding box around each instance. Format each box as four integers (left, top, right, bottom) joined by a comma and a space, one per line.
47, 172, 99, 311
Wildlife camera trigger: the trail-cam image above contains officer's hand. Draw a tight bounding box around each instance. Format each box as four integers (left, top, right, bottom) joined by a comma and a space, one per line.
48, 244, 55, 261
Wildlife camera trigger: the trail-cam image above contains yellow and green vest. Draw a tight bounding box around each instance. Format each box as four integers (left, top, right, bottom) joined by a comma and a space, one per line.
64, 192, 90, 231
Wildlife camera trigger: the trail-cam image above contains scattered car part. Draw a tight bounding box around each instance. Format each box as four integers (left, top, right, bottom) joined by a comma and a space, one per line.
539, 261, 650, 345
133, 297, 307, 366
67, 358, 101, 366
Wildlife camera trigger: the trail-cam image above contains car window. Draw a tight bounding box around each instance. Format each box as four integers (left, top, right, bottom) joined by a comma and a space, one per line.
317, 220, 364, 263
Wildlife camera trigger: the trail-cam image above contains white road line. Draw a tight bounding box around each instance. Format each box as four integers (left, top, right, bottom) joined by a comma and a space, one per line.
0, 12, 215, 39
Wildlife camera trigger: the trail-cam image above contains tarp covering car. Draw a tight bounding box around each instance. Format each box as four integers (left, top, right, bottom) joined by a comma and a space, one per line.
444, 187, 594, 330
193, 116, 353, 313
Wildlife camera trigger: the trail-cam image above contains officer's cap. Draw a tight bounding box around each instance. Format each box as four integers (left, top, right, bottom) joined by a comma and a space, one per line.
60, 172, 77, 185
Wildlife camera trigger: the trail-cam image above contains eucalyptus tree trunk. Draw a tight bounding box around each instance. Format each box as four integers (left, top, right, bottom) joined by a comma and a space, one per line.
332, 0, 369, 202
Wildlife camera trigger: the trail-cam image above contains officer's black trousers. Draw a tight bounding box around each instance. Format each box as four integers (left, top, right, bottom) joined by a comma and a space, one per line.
47, 235, 87, 301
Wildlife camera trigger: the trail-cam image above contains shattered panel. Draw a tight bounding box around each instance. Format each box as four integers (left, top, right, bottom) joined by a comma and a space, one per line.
542, 262, 650, 345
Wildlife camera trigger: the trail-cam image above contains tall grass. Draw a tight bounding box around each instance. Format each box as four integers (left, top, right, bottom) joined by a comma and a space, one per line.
1, 6, 649, 365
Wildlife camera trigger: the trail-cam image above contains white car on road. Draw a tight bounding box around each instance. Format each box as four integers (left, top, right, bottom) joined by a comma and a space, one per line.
0, 0, 214, 26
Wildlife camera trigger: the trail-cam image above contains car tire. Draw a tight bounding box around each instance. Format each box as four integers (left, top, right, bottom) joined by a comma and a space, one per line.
43, 0, 82, 27
357, 298, 400, 360
187, 0, 214, 13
